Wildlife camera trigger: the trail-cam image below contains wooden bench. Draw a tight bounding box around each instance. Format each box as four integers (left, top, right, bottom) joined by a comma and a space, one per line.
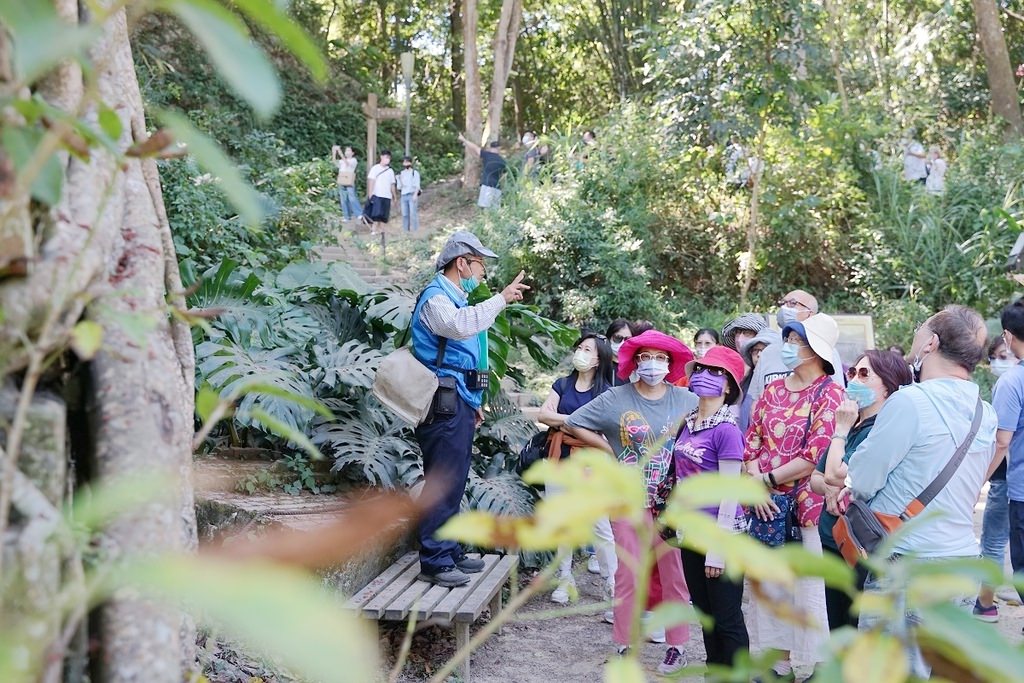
348, 551, 519, 682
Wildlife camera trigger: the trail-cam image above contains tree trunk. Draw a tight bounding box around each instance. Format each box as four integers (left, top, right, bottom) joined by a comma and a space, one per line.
449, 0, 465, 130
0, 3, 196, 680
823, 0, 850, 115
485, 0, 523, 143
972, 0, 1024, 137
463, 0, 482, 187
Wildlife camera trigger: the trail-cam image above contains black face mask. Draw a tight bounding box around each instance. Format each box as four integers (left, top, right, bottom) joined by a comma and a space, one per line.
403, 165, 411, 169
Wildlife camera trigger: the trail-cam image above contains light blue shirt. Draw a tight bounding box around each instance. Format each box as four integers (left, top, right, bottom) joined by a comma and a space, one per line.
849, 378, 997, 558
995, 363, 1024, 501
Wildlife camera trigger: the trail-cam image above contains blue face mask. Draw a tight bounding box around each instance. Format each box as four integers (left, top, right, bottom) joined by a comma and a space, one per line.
780, 342, 805, 370
845, 380, 876, 409
460, 275, 479, 293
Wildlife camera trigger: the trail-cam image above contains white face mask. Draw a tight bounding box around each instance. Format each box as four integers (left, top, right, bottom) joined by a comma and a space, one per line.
992, 358, 1015, 376
610, 341, 624, 355
636, 359, 669, 386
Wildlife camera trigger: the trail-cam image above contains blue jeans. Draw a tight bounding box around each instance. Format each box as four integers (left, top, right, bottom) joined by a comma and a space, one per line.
338, 185, 360, 220
981, 478, 1009, 568
401, 193, 419, 231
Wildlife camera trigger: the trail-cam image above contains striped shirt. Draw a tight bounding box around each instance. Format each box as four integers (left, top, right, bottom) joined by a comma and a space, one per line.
420, 276, 506, 341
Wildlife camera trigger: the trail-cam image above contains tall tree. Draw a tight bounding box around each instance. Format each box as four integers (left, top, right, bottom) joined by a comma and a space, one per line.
485, 0, 524, 141
972, 0, 1024, 137
463, 0, 482, 185
449, 0, 466, 129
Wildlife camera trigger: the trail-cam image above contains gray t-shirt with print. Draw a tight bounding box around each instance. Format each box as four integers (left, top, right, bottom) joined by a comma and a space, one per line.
564, 383, 697, 508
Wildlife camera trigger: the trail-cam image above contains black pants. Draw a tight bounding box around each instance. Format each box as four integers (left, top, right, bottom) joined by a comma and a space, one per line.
414, 394, 476, 574
680, 547, 748, 667
1009, 500, 1024, 601
822, 542, 869, 630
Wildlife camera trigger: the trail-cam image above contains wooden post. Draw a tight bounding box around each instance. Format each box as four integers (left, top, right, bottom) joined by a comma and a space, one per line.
364, 93, 378, 172
489, 591, 503, 636
455, 622, 471, 682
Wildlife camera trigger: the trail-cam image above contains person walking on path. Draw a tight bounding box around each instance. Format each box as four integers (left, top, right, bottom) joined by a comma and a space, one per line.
360, 149, 398, 232
925, 145, 947, 195
458, 134, 507, 209
903, 136, 928, 184
397, 155, 422, 232
538, 331, 617, 604
562, 330, 697, 676
744, 313, 845, 679
331, 145, 360, 221
672, 345, 750, 668
411, 231, 530, 588
809, 350, 911, 630
849, 305, 997, 679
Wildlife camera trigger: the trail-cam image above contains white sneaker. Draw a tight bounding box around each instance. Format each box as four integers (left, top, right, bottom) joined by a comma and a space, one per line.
550, 575, 576, 605
587, 555, 601, 574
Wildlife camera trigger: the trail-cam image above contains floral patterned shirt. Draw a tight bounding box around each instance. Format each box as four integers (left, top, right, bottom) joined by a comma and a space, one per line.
743, 375, 843, 527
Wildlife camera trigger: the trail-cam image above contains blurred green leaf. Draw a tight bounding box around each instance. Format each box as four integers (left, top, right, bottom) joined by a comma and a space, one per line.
98, 106, 123, 141
119, 556, 377, 683
773, 544, 854, 591
156, 108, 263, 225
645, 600, 710, 631
195, 385, 222, 423
68, 475, 170, 534
250, 407, 323, 460
917, 602, 1024, 681
160, 0, 281, 118
0, 1, 98, 85
667, 473, 768, 510
665, 510, 793, 584
229, 0, 328, 82
841, 631, 908, 683
2, 125, 63, 204
602, 655, 646, 683
235, 381, 332, 419
69, 320, 103, 360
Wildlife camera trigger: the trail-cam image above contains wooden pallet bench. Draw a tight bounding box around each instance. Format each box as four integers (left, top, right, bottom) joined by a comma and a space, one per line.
348, 551, 518, 682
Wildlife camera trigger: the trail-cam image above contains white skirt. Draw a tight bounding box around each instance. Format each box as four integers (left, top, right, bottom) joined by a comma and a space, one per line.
746, 526, 829, 668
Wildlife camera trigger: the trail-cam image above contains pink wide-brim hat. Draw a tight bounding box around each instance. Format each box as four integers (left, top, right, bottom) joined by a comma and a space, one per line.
617, 330, 694, 383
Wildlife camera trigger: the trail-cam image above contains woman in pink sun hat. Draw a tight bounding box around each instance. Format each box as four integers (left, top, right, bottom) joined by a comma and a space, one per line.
562, 329, 697, 675
672, 345, 750, 668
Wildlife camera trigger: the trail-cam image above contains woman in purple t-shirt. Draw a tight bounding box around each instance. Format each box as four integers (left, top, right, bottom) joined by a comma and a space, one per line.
672, 345, 749, 668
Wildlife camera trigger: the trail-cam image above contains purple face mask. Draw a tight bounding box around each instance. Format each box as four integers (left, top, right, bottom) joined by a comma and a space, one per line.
689, 370, 728, 398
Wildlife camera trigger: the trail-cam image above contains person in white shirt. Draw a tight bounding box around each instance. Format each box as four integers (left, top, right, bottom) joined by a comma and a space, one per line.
397, 155, 422, 232
360, 149, 397, 230
331, 145, 360, 221
925, 145, 947, 195
903, 139, 928, 183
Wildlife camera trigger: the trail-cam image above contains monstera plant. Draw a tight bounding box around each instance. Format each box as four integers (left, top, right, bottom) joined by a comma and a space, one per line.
187, 258, 571, 534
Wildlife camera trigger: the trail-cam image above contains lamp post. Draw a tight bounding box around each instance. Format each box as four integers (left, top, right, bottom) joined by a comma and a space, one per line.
400, 51, 414, 157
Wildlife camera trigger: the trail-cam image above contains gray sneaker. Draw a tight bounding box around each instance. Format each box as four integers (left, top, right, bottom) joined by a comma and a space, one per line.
456, 556, 486, 573
419, 567, 470, 587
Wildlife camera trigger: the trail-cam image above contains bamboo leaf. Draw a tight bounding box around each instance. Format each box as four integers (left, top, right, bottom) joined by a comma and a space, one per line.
228, 0, 328, 82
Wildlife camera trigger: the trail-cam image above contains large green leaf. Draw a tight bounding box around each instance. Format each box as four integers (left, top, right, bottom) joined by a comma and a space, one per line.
314, 338, 384, 390
196, 337, 316, 434
161, 0, 280, 118
312, 395, 418, 487
465, 470, 537, 517
1, 125, 64, 204
478, 390, 539, 454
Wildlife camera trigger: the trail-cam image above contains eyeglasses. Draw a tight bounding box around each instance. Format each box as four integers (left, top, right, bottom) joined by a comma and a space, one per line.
693, 364, 727, 376
847, 367, 872, 380
464, 257, 486, 273
611, 334, 631, 344
777, 298, 812, 310
637, 352, 670, 363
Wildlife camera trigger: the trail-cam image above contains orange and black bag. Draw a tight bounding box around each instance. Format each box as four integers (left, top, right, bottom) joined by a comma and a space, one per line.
833, 394, 983, 567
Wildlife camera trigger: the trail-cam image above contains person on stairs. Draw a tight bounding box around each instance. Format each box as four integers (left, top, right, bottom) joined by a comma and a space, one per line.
411, 231, 530, 587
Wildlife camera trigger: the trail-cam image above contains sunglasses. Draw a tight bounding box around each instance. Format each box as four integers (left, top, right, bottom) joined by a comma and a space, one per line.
637, 352, 670, 363
610, 334, 631, 344
693, 364, 727, 377
846, 367, 872, 380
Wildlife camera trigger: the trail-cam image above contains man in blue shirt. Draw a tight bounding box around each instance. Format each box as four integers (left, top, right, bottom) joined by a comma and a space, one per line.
411, 231, 529, 587
848, 305, 997, 678
994, 301, 1024, 609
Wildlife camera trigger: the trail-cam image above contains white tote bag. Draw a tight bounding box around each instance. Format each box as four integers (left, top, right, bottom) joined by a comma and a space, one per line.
372, 347, 438, 425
